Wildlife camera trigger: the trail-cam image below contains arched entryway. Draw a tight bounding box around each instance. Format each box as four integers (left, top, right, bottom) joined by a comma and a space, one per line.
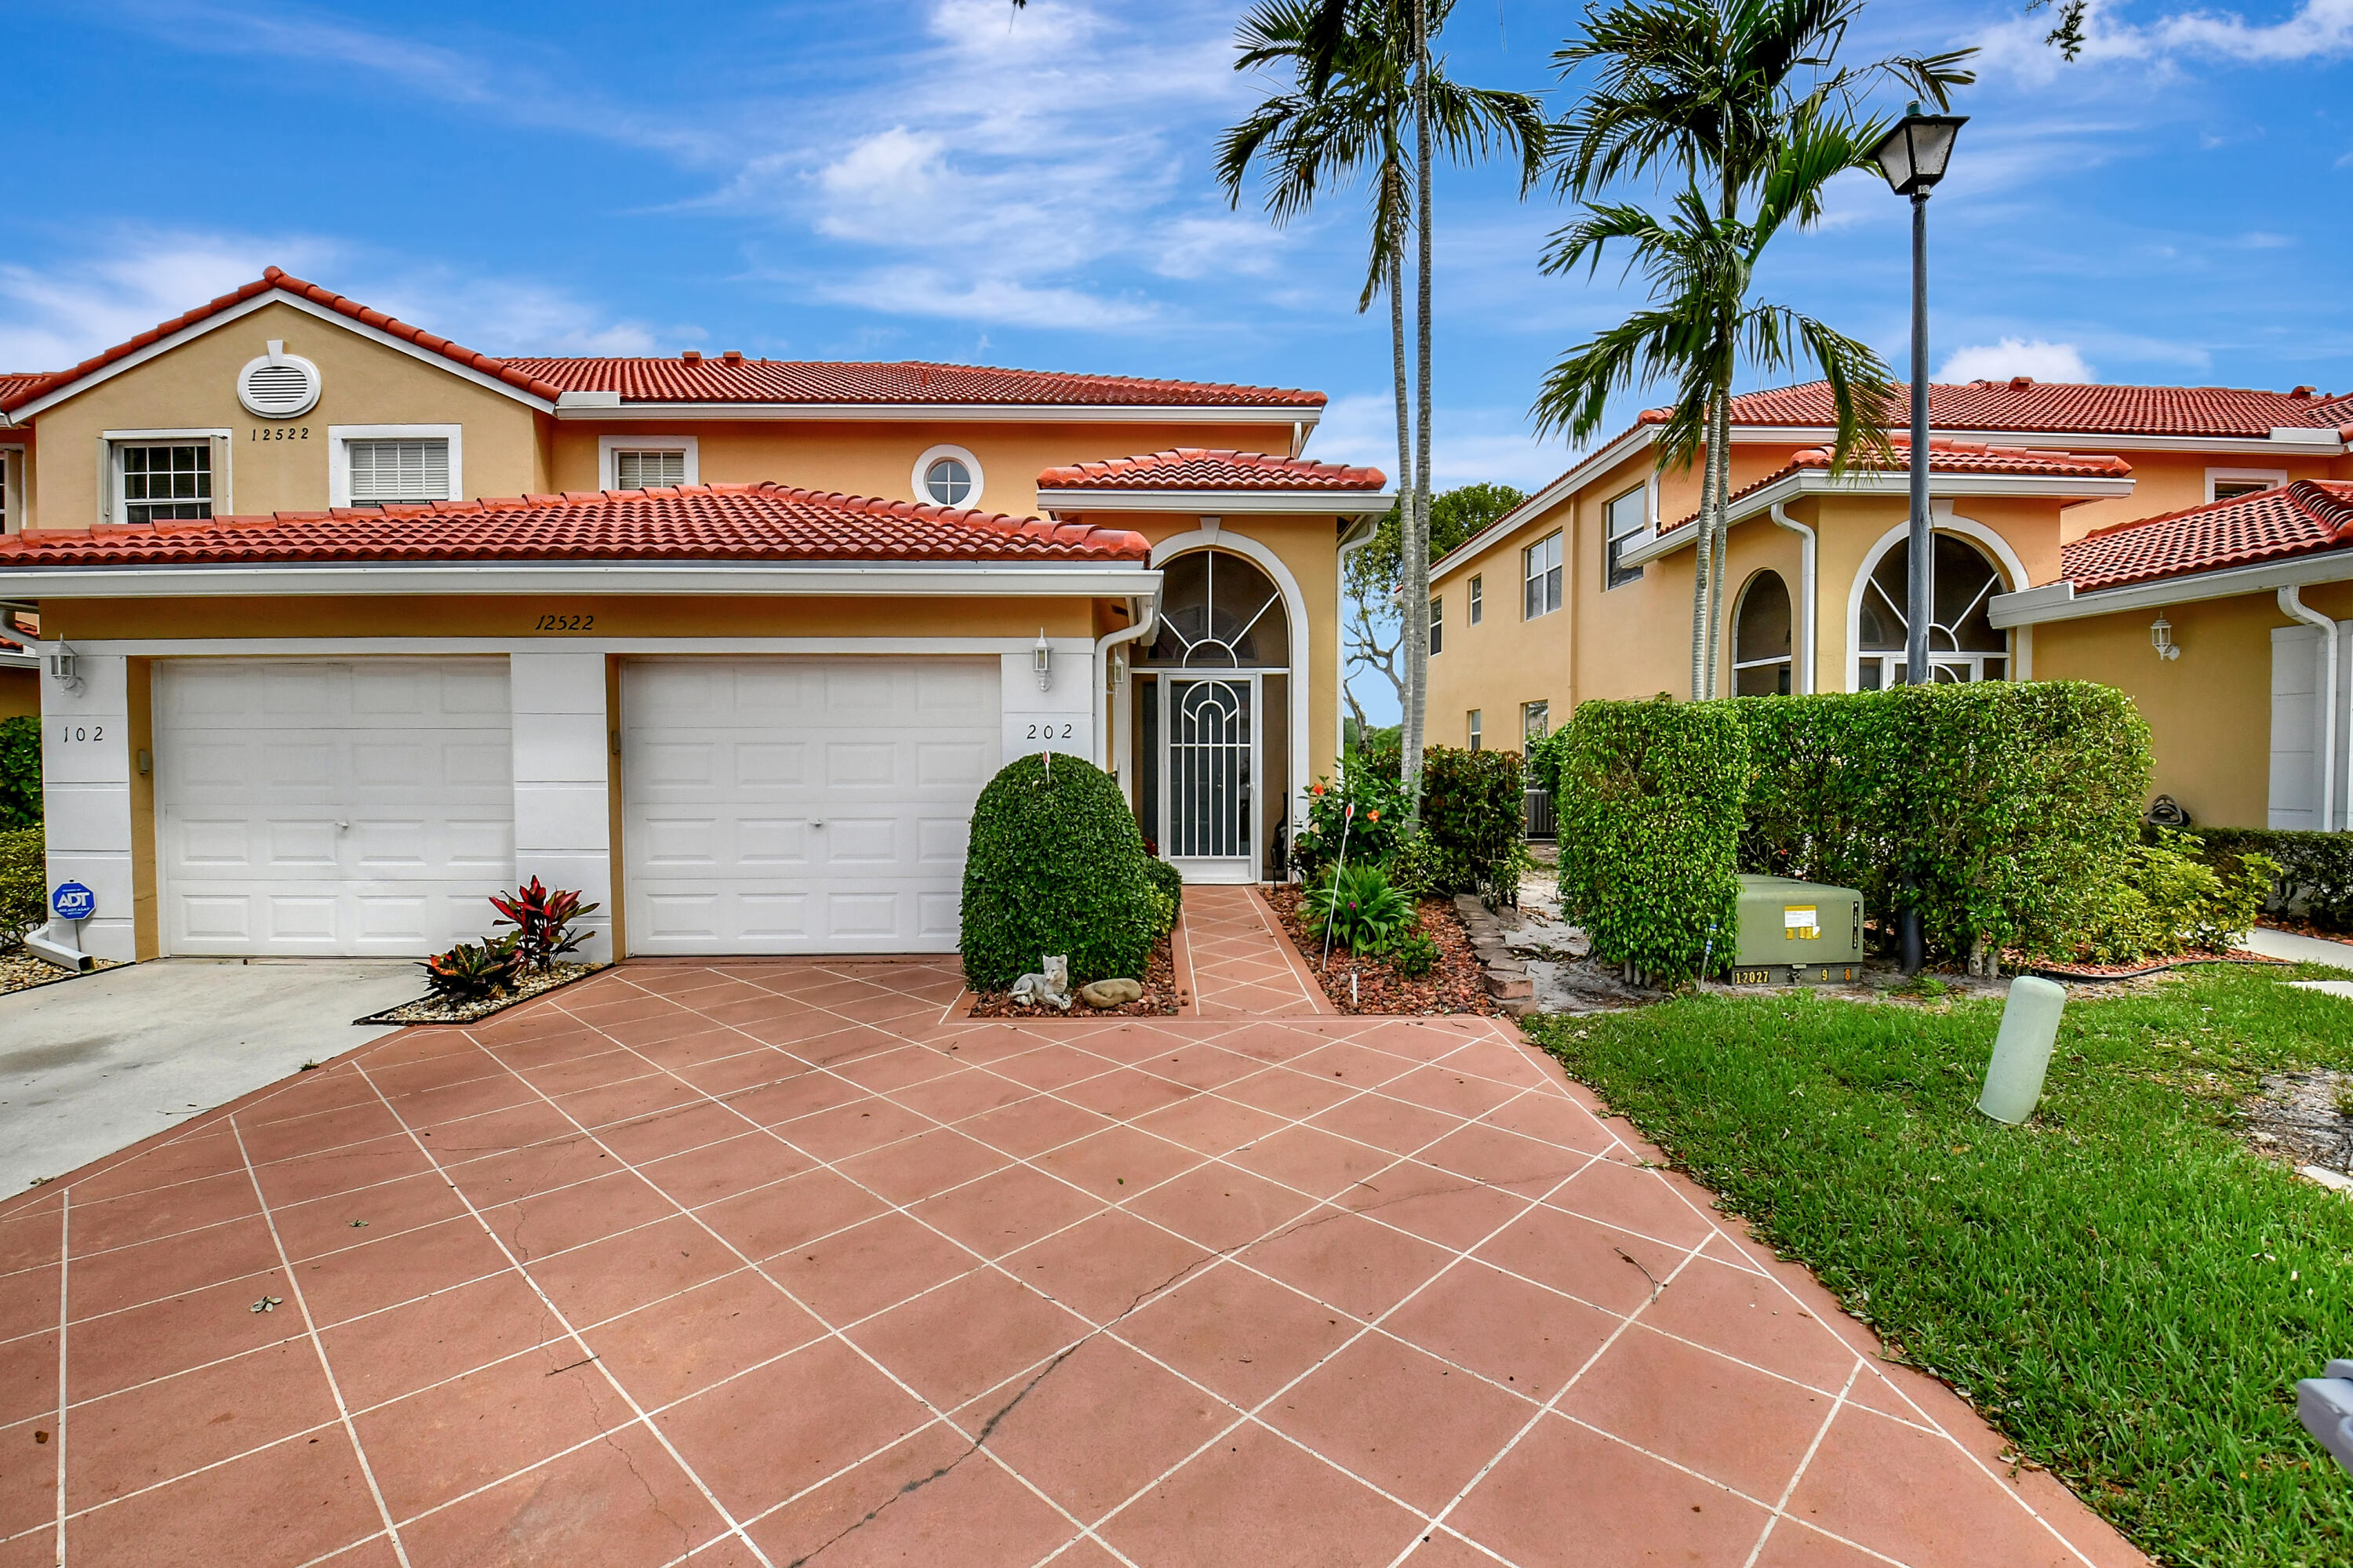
1853, 532, 2012, 689
1132, 548, 1293, 882
1733, 570, 1795, 696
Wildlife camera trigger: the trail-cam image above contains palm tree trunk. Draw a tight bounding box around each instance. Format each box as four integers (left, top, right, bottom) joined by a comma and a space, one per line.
1402, 0, 1435, 816
1704, 384, 1732, 697
1689, 399, 1718, 701
1389, 252, 1414, 573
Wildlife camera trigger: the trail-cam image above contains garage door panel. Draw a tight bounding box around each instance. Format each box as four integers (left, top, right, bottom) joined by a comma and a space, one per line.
158, 659, 516, 956
623, 657, 999, 955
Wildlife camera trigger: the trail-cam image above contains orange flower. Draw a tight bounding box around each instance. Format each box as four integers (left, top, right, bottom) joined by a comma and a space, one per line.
1366, 809, 1380, 822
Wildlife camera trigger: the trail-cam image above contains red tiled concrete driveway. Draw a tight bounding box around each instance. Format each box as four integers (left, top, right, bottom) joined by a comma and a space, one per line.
0, 947, 2146, 1568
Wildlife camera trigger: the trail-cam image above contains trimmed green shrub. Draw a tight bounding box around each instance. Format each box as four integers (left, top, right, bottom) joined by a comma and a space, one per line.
1306, 861, 1415, 955
1292, 759, 1412, 883
1737, 683, 2153, 961
2191, 827, 2353, 932
1142, 856, 1183, 937
1, 825, 42, 951
2068, 831, 2276, 962
1389, 926, 1440, 977
1554, 696, 1747, 985
961, 752, 1159, 988
1415, 745, 1525, 897
0, 716, 38, 829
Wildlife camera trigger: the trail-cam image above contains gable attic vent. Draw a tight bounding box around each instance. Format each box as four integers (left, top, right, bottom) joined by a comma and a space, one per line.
236, 340, 322, 419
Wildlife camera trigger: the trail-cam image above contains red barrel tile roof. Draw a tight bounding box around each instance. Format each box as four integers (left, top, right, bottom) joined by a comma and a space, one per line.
1035, 448, 1386, 491
1686, 379, 2353, 438
0, 373, 49, 403
0, 483, 1151, 567
2062, 479, 2353, 593
1664, 439, 2132, 532
513, 358, 1325, 409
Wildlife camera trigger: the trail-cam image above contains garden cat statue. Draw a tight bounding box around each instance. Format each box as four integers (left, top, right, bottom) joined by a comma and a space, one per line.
1010, 955, 1073, 1011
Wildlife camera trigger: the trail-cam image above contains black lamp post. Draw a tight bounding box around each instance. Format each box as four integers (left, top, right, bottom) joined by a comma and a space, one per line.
1870, 103, 1965, 973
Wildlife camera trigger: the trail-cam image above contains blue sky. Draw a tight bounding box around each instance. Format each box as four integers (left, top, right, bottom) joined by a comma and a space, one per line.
6, 0, 2351, 719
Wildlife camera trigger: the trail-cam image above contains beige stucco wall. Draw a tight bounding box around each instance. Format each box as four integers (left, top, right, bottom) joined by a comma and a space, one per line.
2059, 449, 2347, 540
552, 420, 1297, 519
2033, 580, 2353, 828
0, 667, 35, 720
23, 300, 552, 529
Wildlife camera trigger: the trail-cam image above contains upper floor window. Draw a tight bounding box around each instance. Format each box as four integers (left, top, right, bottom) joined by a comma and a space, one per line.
1522, 700, 1550, 757
122, 442, 213, 525
0, 447, 23, 535
1429, 594, 1444, 655
1467, 708, 1482, 750
1523, 530, 1563, 619
1468, 574, 1483, 624
2208, 467, 2286, 504
914, 443, 984, 510
601, 435, 698, 491
1604, 485, 1647, 589
615, 449, 687, 489
331, 425, 462, 508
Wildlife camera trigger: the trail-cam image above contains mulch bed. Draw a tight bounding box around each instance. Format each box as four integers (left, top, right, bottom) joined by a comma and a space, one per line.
2005, 947, 2286, 983
1, 951, 126, 996
1265, 888, 1497, 1017
966, 931, 1178, 1018
355, 962, 608, 1025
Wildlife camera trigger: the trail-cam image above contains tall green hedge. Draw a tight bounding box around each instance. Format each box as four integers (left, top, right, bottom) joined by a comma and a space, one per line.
1551, 697, 1746, 984
959, 751, 1161, 988
2191, 828, 2353, 932
0, 715, 38, 829
0, 825, 42, 951
1414, 744, 1525, 897
1741, 683, 2152, 959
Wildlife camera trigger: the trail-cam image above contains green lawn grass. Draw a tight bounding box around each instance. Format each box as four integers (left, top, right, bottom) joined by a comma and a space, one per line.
1522, 965, 2353, 1568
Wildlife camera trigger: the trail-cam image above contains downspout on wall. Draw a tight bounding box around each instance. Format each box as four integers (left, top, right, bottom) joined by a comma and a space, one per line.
1093, 588, 1162, 784
2279, 586, 2340, 831
1769, 504, 1819, 694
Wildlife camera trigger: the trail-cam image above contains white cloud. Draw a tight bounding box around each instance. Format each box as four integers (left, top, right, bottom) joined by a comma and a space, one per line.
811, 267, 1159, 331
2155, 0, 2353, 61
1976, 0, 2353, 79
1935, 337, 2100, 383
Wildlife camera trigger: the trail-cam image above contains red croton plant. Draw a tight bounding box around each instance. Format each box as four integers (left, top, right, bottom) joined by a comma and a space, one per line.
489, 877, 602, 970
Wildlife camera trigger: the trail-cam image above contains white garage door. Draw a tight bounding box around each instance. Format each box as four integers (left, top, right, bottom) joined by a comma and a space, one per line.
156, 659, 515, 956
622, 657, 1000, 954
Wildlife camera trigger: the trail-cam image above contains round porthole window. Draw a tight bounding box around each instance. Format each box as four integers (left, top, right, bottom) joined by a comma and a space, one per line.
236, 340, 322, 420
912, 444, 984, 510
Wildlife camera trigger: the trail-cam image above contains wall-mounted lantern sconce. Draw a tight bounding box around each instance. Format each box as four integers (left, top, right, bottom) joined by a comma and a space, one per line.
46, 643, 82, 693
2151, 615, 2180, 661
1033, 628, 1053, 692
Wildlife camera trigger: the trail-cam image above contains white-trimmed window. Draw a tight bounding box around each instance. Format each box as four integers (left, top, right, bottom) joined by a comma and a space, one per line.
1523, 530, 1563, 619
0, 446, 24, 534
1467, 574, 1483, 624
2207, 467, 2288, 504
598, 435, 699, 491
1429, 594, 1444, 655
1467, 709, 1482, 751
330, 425, 461, 508
103, 429, 229, 526
1522, 700, 1550, 757
1604, 484, 1648, 589
913, 442, 984, 509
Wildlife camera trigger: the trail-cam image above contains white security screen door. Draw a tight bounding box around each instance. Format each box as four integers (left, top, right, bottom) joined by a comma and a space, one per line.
622, 657, 999, 954
155, 658, 516, 955
1162, 675, 1257, 883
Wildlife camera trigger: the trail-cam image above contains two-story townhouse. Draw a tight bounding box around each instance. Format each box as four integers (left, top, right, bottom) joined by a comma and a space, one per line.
1425, 379, 2353, 831
0, 270, 1391, 963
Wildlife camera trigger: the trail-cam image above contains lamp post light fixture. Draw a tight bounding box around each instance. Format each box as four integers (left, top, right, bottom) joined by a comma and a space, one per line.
1871, 101, 1966, 975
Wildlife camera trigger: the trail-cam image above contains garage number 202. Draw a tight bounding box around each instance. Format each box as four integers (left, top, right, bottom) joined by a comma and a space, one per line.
1026, 722, 1075, 741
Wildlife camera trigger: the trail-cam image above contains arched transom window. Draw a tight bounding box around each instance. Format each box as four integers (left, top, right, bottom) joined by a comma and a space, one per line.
1857, 533, 2010, 689
1734, 570, 1794, 696
1140, 550, 1290, 669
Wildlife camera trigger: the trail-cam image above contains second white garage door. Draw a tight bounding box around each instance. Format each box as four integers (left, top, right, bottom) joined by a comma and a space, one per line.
621, 657, 1001, 954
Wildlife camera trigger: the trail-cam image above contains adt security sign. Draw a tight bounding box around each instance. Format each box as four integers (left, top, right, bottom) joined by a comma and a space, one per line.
51, 882, 96, 922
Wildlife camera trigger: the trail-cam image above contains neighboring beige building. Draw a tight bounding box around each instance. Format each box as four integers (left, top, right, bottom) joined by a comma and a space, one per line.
0, 270, 1390, 962
1426, 380, 2353, 828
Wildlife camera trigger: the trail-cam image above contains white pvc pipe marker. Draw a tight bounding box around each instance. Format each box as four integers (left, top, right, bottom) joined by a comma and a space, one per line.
1977, 975, 2067, 1125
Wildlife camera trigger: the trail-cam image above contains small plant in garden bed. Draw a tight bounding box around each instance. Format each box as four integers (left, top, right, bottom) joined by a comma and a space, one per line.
491, 877, 601, 969
1265, 886, 1494, 1016
421, 933, 525, 1001
1305, 862, 1414, 956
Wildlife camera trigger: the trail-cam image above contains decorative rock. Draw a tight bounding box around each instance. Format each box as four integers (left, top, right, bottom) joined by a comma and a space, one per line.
1078, 978, 1144, 1009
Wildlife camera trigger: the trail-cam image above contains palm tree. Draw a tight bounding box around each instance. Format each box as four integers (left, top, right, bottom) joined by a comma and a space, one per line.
1219, 0, 1544, 801
1544, 0, 1973, 698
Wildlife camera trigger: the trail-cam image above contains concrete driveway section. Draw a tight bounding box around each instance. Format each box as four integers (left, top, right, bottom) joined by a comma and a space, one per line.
2246, 926, 2353, 970
0, 958, 423, 1190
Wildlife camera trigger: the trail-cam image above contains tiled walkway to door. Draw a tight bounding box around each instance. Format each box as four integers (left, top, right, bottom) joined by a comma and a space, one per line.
1181, 885, 1331, 1017
0, 955, 2144, 1568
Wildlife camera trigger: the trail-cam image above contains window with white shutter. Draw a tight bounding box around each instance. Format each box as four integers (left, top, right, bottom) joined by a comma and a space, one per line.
346, 438, 451, 505
614, 449, 688, 489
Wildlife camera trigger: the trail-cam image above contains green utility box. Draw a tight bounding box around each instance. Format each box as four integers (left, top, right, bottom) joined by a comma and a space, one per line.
1726, 875, 1864, 986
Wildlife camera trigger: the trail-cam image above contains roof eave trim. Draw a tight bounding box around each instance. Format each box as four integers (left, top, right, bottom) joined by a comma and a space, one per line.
1041, 488, 1394, 515
1733, 423, 2348, 457
1620, 470, 2137, 569
0, 558, 1157, 600
1991, 547, 2353, 627
1429, 425, 1659, 580
551, 400, 1322, 425
5, 289, 558, 420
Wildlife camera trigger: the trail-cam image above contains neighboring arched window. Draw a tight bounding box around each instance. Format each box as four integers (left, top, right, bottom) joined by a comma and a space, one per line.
1857, 533, 2009, 689
1733, 570, 1794, 696
1139, 549, 1290, 668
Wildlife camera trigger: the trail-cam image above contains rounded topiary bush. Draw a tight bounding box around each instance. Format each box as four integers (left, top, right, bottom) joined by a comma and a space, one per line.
960, 751, 1160, 988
